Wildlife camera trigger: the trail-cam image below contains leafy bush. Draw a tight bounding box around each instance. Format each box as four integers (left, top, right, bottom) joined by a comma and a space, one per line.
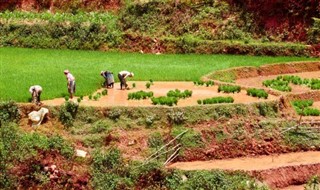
59, 101, 78, 127
167, 111, 187, 125
200, 96, 234, 104
148, 132, 164, 149
0, 101, 20, 125
218, 84, 241, 93
128, 91, 153, 100
171, 127, 203, 148
91, 120, 112, 134
246, 88, 268, 99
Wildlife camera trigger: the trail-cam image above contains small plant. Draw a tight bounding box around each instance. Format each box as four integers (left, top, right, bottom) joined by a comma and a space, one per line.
246, 88, 268, 99
89, 94, 93, 100
194, 80, 205, 86
197, 99, 202, 105
149, 79, 153, 84
291, 99, 320, 116
59, 101, 79, 127
102, 89, 108, 96
200, 96, 234, 104
218, 85, 241, 93
132, 83, 136, 88
128, 91, 154, 100
167, 111, 187, 125
77, 97, 81, 103
108, 109, 122, 120
151, 96, 178, 106
205, 81, 214, 87
80, 95, 84, 100
146, 82, 151, 89
167, 89, 192, 99
64, 96, 70, 101
93, 95, 99, 101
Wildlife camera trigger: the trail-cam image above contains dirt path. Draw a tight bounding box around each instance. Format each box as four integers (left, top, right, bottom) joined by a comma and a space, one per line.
42, 81, 278, 107
167, 151, 320, 171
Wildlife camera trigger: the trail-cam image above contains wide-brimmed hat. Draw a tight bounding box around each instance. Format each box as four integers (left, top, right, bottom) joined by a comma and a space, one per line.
130, 72, 134, 77
64, 70, 69, 74
100, 71, 104, 75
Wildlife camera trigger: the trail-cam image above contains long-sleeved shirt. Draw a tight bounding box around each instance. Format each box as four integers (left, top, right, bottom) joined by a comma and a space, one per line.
66, 73, 75, 82
119, 71, 131, 78
29, 85, 42, 94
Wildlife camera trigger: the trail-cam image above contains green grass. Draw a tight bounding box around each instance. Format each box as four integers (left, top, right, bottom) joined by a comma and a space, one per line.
0, 47, 318, 102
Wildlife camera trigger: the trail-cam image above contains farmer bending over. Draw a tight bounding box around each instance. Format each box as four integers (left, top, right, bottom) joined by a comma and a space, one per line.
118, 71, 134, 90
64, 70, 76, 99
101, 70, 114, 88
29, 85, 42, 105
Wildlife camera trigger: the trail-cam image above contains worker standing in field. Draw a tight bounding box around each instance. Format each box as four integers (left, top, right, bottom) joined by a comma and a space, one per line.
63, 70, 76, 99
29, 85, 42, 105
118, 71, 134, 90
100, 70, 114, 88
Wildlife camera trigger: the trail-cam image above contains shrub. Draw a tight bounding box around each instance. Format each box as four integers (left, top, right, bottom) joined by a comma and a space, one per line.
91, 120, 111, 134
148, 132, 164, 149
305, 175, 319, 190
167, 111, 187, 125
146, 82, 151, 89
200, 96, 234, 104
171, 127, 202, 148
291, 99, 318, 116
0, 101, 20, 125
59, 101, 78, 127
246, 88, 268, 99
108, 109, 122, 120
218, 84, 241, 93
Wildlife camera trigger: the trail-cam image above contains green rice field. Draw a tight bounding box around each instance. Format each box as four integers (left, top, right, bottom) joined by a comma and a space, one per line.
0, 47, 318, 102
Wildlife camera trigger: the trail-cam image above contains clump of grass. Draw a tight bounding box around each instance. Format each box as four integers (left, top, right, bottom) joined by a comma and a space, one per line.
167, 89, 192, 99
132, 83, 136, 88
246, 88, 268, 99
64, 96, 69, 101
291, 99, 320, 116
146, 82, 151, 89
102, 89, 108, 96
218, 84, 241, 93
128, 91, 154, 100
199, 96, 234, 105
151, 96, 178, 106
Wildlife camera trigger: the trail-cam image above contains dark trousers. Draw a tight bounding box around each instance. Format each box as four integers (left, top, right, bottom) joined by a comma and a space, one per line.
118, 73, 127, 89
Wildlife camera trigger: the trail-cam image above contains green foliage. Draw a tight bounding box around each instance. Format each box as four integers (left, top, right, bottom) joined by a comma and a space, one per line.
256, 102, 278, 117
200, 96, 234, 104
151, 96, 178, 106
47, 135, 74, 158
146, 82, 151, 89
167, 111, 187, 125
308, 17, 320, 44
218, 84, 241, 93
167, 89, 192, 99
305, 175, 320, 190
128, 91, 154, 100
171, 126, 202, 148
148, 132, 164, 149
108, 109, 122, 120
90, 120, 112, 134
291, 99, 320, 116
246, 88, 268, 99
0, 101, 20, 125
263, 78, 291, 92
283, 129, 320, 149
59, 101, 79, 127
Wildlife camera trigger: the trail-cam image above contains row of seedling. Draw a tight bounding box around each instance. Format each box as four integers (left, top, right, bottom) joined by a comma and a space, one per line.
218, 84, 241, 93
291, 99, 320, 116
167, 89, 192, 99
193, 80, 214, 87
128, 90, 154, 100
246, 88, 268, 99
263, 75, 320, 92
198, 96, 234, 105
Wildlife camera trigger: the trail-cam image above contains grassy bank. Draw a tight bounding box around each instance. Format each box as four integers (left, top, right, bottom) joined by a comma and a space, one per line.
0, 47, 318, 102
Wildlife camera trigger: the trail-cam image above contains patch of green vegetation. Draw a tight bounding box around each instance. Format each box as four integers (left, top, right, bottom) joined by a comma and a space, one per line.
291, 99, 320, 116
218, 84, 241, 93
128, 90, 153, 100
151, 96, 178, 106
171, 126, 203, 148
283, 129, 320, 149
167, 89, 192, 99
199, 96, 234, 105
247, 88, 268, 99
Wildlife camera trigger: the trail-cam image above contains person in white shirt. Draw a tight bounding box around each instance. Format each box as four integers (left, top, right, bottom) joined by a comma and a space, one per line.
29, 85, 42, 105
63, 70, 76, 99
118, 71, 134, 90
